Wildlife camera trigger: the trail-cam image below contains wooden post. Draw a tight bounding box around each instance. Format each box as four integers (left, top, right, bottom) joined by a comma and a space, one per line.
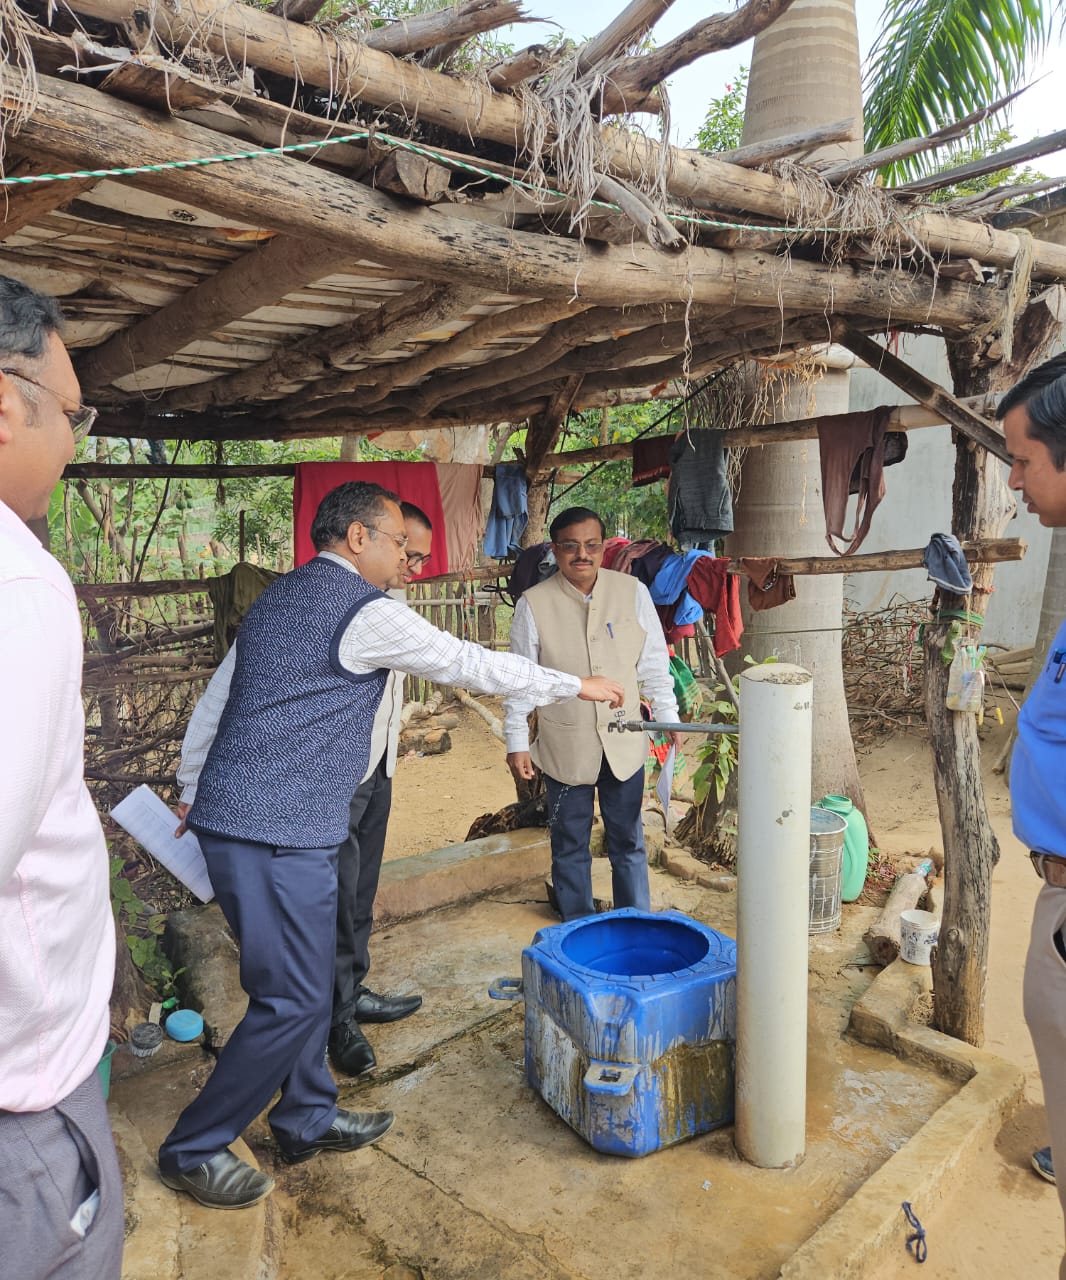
924, 302, 1064, 1045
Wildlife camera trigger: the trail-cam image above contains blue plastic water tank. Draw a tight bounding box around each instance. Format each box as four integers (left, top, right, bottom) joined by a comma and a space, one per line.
522, 908, 736, 1157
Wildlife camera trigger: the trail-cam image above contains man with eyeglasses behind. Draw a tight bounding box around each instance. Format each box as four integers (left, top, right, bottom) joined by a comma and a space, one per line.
328, 500, 435, 1078
1000, 354, 1066, 1280
0, 275, 123, 1278
163, 482, 625, 1209
503, 506, 681, 921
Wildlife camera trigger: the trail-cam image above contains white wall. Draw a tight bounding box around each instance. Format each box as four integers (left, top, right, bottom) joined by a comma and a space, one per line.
843, 334, 1052, 650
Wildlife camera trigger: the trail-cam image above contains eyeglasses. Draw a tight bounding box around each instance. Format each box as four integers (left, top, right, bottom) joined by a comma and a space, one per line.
364, 523, 408, 551
2, 368, 98, 442
554, 540, 604, 556
405, 552, 432, 571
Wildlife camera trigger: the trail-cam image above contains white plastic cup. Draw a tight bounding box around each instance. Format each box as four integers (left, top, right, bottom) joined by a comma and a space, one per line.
900, 909, 939, 965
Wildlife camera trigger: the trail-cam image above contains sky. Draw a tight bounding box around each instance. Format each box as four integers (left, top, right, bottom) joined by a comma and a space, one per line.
503, 0, 1065, 168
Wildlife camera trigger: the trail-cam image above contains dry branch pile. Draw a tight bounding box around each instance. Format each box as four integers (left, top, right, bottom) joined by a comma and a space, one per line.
842, 597, 928, 745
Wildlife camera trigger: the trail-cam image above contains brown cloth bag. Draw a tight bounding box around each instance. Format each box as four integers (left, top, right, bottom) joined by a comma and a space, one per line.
739, 557, 797, 611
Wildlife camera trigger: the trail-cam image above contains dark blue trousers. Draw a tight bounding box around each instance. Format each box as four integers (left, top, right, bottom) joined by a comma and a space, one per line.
544, 756, 650, 921
332, 760, 393, 1026
159, 834, 339, 1173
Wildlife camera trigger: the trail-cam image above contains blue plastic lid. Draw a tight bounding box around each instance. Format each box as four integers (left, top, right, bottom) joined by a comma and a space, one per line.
165, 1009, 204, 1042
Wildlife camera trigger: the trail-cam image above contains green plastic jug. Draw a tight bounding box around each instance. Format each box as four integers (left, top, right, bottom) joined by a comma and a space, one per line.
818, 795, 869, 902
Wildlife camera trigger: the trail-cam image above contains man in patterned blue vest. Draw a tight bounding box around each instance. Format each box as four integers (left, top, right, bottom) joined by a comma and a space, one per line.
159, 481, 624, 1210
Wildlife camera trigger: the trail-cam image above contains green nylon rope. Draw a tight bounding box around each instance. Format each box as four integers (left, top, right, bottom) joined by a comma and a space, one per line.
0, 125, 917, 238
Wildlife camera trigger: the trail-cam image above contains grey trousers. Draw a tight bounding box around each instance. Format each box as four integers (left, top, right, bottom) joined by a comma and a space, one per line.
1023, 882, 1066, 1280
0, 1069, 124, 1280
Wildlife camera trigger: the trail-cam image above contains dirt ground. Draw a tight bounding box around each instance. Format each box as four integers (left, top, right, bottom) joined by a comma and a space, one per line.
385, 701, 516, 860
383, 698, 1064, 1277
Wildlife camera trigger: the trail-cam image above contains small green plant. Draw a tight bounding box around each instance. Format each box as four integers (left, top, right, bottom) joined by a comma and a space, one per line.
692, 67, 748, 152
110, 855, 182, 997
689, 654, 778, 806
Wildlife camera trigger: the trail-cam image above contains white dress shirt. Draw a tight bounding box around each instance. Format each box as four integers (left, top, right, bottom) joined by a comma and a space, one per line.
179, 552, 581, 802
0, 499, 114, 1111
502, 576, 679, 753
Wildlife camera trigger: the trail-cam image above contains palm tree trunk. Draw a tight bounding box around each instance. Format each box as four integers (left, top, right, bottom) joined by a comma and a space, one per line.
730, 0, 866, 805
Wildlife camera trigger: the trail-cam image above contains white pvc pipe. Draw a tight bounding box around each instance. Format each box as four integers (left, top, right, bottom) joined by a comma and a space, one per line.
734, 662, 813, 1168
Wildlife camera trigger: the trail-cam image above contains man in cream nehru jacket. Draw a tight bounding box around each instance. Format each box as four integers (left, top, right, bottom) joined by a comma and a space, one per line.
504, 506, 681, 920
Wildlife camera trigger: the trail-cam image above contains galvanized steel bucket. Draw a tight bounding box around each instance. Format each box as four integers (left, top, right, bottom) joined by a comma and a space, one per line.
809, 807, 848, 934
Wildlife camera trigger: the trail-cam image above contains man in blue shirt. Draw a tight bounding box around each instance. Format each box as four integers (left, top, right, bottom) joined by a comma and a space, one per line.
1000, 353, 1066, 1278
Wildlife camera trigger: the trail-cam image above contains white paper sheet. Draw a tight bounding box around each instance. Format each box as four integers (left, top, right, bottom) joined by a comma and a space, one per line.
110, 785, 215, 902
656, 744, 676, 818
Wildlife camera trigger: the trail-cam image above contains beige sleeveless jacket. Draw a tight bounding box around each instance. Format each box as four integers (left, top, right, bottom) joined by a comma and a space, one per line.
524, 569, 648, 785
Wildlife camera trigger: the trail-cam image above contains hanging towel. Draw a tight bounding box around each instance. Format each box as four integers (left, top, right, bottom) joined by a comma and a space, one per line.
650, 550, 714, 627
293, 461, 447, 571
601, 537, 631, 569
206, 562, 278, 661
508, 543, 555, 598
667, 429, 734, 546
923, 533, 974, 594
685, 557, 744, 656
655, 603, 696, 646
434, 462, 483, 571
611, 539, 660, 577
626, 542, 673, 587
484, 463, 528, 559
817, 407, 892, 556
849, 431, 907, 494
739, 556, 797, 612
632, 435, 674, 487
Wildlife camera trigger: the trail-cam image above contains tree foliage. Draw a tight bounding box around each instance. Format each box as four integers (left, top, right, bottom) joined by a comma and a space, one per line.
863, 0, 1052, 181
541, 402, 675, 541
691, 67, 748, 153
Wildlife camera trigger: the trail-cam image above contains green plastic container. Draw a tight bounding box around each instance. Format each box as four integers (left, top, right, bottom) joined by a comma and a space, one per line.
818, 795, 869, 902
97, 1039, 117, 1101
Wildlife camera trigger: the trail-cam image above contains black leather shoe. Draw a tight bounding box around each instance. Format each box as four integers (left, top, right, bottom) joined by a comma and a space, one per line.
276, 1108, 395, 1165
328, 1019, 377, 1076
159, 1149, 274, 1209
352, 986, 423, 1023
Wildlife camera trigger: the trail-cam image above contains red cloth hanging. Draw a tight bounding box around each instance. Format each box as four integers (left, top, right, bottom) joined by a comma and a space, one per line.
293, 461, 448, 573
684, 557, 744, 656
601, 537, 630, 568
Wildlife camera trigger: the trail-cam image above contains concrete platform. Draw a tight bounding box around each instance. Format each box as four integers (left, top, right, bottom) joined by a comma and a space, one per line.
111, 838, 1023, 1280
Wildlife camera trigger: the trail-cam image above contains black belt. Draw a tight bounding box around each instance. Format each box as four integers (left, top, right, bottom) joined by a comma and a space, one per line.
1030, 850, 1066, 888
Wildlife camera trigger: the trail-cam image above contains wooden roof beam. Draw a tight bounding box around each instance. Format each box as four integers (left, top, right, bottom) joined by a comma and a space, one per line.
397, 303, 693, 416
290, 297, 592, 411
1, 156, 98, 240
54, 0, 1066, 280
487, 44, 556, 91
160, 282, 486, 412
19, 78, 1007, 342
76, 234, 367, 393
833, 325, 1009, 462
714, 120, 856, 169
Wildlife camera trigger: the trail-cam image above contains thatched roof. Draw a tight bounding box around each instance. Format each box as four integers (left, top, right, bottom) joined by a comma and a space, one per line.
4, 0, 1066, 448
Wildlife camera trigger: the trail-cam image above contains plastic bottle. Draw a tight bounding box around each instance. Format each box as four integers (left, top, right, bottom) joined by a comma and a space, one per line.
817, 794, 869, 902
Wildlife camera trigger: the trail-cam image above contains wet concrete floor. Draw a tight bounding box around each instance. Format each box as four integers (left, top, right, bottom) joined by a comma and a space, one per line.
230, 865, 959, 1280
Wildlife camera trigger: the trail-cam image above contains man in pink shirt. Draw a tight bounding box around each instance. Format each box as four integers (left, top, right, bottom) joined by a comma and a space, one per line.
0, 275, 123, 1278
